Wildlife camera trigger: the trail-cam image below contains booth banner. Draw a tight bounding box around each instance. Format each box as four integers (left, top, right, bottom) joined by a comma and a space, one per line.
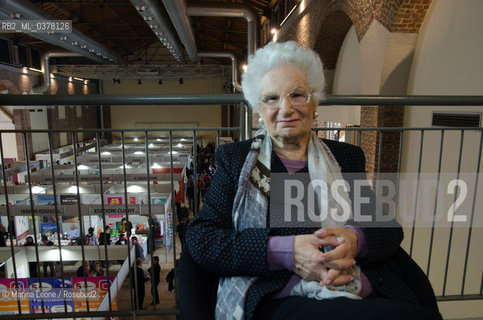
28, 278, 74, 314
0, 204, 164, 217
0, 278, 29, 315
107, 197, 122, 205
37, 195, 56, 205
72, 277, 117, 312
40, 222, 58, 234
29, 173, 182, 183
151, 197, 166, 205
60, 195, 79, 205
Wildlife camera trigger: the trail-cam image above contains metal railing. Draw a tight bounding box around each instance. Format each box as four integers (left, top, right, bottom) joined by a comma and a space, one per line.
0, 94, 481, 319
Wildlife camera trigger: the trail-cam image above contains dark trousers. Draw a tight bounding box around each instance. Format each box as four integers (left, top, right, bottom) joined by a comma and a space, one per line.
152, 281, 160, 304
43, 262, 54, 277
137, 290, 145, 310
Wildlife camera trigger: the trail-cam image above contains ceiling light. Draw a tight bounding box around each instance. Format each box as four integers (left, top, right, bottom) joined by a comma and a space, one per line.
134, 137, 139, 141
77, 165, 89, 170
151, 163, 162, 169
67, 186, 79, 193
127, 185, 143, 193
134, 151, 144, 155
129, 0, 184, 63
101, 151, 111, 155
31, 186, 45, 194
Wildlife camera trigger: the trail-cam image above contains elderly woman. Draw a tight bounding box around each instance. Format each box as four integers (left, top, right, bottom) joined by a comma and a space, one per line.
183, 41, 441, 320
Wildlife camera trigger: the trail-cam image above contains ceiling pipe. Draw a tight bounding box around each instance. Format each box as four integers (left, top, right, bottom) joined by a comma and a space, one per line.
186, 3, 259, 56
0, 0, 124, 64
32, 52, 82, 94
161, 0, 197, 63
129, 0, 185, 63
197, 52, 242, 92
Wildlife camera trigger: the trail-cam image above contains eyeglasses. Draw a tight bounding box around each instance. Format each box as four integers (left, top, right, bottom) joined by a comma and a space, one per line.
258, 90, 312, 109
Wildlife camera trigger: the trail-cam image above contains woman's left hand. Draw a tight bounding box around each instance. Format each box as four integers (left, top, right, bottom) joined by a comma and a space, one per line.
314, 227, 357, 286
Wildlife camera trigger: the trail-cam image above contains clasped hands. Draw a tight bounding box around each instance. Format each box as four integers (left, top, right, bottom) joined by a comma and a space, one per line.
293, 227, 357, 286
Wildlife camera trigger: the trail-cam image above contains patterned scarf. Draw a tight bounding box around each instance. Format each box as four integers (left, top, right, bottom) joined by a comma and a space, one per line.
215, 128, 361, 320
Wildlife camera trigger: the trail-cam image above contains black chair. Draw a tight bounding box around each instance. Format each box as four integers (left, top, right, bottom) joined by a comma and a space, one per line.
178, 246, 218, 320
178, 246, 440, 320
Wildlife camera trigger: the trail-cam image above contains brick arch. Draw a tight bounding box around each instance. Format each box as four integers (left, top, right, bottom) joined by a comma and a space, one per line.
279, 0, 430, 46
0, 80, 21, 94
314, 11, 353, 70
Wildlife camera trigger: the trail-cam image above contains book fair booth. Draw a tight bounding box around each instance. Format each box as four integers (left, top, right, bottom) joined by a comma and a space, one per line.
0, 136, 191, 316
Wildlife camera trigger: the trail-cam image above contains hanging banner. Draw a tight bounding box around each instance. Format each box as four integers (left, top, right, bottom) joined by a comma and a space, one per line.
72, 277, 117, 312
166, 208, 173, 245
28, 278, 74, 315
0, 278, 30, 315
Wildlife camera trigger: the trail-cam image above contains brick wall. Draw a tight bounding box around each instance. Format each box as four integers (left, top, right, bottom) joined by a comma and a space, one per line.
46, 77, 100, 149
276, 0, 429, 174
391, 0, 432, 33
0, 67, 103, 159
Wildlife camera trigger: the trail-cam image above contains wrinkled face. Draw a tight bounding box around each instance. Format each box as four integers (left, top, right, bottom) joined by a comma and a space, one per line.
258, 66, 315, 145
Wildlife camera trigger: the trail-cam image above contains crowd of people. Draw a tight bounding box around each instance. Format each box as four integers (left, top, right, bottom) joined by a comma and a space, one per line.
185, 142, 217, 213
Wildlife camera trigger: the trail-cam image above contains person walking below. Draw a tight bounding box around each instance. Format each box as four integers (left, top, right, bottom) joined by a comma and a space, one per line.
131, 258, 149, 310
131, 236, 145, 262
148, 256, 161, 305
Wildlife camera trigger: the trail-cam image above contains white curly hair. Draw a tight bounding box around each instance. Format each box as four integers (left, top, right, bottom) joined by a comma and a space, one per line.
241, 41, 325, 112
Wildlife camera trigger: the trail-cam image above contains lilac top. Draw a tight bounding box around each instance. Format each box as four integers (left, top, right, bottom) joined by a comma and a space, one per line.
267, 157, 373, 299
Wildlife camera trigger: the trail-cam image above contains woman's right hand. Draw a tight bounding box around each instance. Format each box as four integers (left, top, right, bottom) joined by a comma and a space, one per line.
293, 234, 353, 286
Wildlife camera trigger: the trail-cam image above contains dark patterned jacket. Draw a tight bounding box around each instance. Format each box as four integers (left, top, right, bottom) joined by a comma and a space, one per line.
186, 138, 419, 320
